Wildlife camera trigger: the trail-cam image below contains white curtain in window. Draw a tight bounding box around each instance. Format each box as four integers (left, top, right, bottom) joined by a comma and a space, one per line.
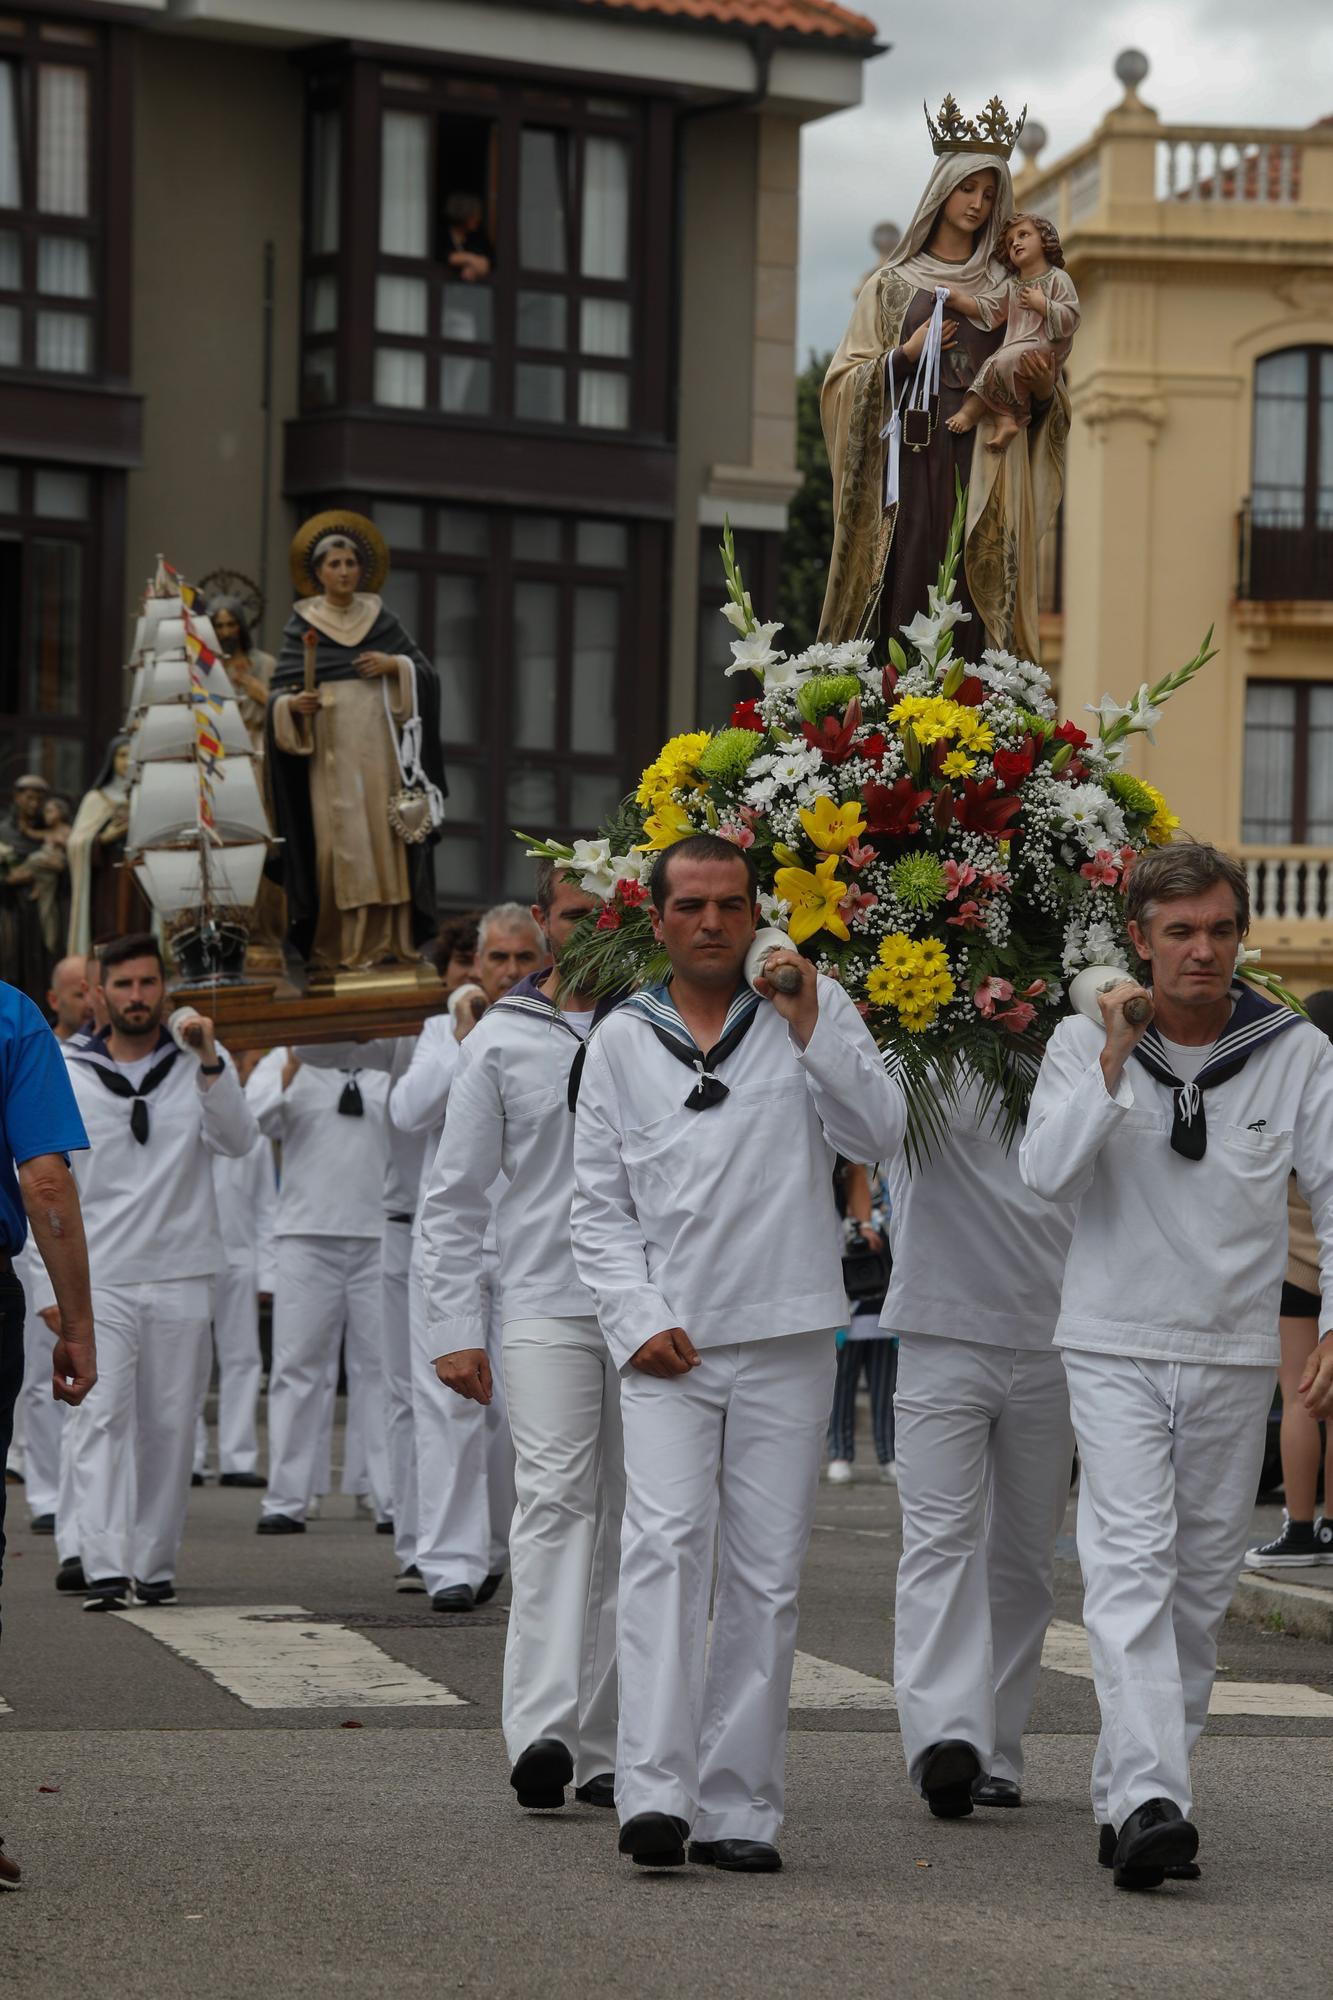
571, 586, 617, 754
380, 111, 429, 258
1241, 684, 1295, 842
0, 231, 18, 288
37, 236, 92, 298
0, 64, 19, 209
519, 131, 568, 274
311, 112, 341, 256
36, 310, 90, 373
373, 347, 426, 408
375, 274, 427, 335
578, 369, 629, 430
581, 136, 630, 281
579, 298, 630, 359
0, 303, 18, 367
37, 67, 90, 217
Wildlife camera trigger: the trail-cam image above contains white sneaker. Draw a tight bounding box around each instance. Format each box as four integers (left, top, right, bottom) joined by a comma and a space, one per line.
881, 1460, 898, 1485
827, 1459, 853, 1485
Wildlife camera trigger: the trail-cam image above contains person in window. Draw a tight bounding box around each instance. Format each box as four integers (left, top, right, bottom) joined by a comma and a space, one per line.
444, 192, 493, 283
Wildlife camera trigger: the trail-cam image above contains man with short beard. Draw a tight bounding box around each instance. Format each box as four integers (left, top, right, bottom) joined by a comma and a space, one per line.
421, 861, 623, 1809
61, 934, 258, 1609
572, 834, 905, 1874
390, 904, 543, 1610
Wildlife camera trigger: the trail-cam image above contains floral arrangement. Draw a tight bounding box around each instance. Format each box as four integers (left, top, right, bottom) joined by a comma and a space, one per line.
522, 487, 1219, 1151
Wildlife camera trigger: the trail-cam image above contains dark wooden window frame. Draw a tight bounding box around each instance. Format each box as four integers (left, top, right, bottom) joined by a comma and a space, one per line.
0, 15, 108, 383
1242, 678, 1333, 845
1245, 344, 1333, 602
300, 57, 672, 444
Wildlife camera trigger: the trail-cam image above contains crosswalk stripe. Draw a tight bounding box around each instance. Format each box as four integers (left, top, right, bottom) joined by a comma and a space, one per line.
790, 1650, 896, 1709
1041, 1618, 1333, 1717
112, 1605, 467, 1711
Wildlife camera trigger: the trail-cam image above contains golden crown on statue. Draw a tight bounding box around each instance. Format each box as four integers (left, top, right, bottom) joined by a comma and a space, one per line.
924, 93, 1028, 159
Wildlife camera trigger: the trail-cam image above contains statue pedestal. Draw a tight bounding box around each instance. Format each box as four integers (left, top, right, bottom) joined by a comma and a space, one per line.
171, 963, 445, 1051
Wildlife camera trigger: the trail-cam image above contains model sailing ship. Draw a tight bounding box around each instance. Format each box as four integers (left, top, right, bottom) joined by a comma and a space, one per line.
125, 560, 275, 986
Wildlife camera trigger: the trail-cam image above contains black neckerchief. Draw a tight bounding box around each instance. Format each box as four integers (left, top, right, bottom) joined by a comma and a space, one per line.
625, 981, 761, 1113
337, 1073, 364, 1117
71, 1027, 179, 1146
487, 970, 624, 1113
1131, 982, 1302, 1161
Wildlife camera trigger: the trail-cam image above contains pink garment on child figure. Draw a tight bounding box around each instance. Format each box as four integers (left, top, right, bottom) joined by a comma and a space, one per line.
970, 268, 1080, 428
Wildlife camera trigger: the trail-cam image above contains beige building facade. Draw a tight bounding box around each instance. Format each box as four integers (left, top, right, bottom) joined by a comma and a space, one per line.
1018, 58, 1333, 983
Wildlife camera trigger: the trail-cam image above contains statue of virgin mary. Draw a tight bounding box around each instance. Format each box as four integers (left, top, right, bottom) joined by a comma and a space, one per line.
819, 108, 1069, 661
266, 511, 447, 975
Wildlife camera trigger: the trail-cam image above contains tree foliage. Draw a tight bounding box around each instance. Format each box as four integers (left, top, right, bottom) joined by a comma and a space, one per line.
776, 349, 835, 655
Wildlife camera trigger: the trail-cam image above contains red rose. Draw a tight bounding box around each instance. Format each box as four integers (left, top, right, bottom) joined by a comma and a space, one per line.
858, 731, 888, 766
993, 734, 1039, 790
730, 699, 764, 733
1053, 720, 1088, 751
955, 675, 986, 707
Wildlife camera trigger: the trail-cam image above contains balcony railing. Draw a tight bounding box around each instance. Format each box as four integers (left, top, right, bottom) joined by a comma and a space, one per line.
1236, 500, 1333, 602
1241, 847, 1333, 926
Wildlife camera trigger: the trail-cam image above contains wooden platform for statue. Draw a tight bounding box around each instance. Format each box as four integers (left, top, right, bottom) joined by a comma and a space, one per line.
171, 965, 446, 1051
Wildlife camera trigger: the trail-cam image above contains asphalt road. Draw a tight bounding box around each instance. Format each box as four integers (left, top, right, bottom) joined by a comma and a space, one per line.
1, 1421, 1330, 2000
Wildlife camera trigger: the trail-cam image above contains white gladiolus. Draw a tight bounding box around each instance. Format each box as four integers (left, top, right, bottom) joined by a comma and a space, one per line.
725, 621, 783, 677
721, 601, 749, 633
567, 836, 615, 899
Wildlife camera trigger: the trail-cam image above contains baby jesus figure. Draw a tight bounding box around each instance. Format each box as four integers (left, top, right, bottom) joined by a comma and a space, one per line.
943, 213, 1080, 453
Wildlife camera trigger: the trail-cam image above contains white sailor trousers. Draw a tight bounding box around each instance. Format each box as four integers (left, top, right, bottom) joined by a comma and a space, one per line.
263, 1234, 385, 1523
1063, 1350, 1273, 1830
18, 1304, 63, 1521
204, 1256, 264, 1476
71, 1278, 213, 1586
381, 1218, 419, 1569
893, 1334, 1073, 1787
616, 1328, 836, 1845
501, 1315, 625, 1783
409, 1251, 515, 1594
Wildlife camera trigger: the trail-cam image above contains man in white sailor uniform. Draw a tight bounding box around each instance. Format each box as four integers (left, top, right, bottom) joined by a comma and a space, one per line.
389, 903, 541, 1611
1021, 843, 1333, 1889
572, 833, 905, 1874
885, 1080, 1075, 1820
194, 1058, 275, 1488
247, 1046, 389, 1534
61, 934, 259, 1609
421, 861, 623, 1812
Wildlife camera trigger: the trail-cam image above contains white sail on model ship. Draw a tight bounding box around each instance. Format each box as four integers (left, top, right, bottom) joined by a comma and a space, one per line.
125, 560, 275, 984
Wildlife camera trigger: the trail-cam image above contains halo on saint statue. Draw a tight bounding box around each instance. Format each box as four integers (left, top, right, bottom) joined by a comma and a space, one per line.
197, 565, 265, 632
289, 510, 389, 596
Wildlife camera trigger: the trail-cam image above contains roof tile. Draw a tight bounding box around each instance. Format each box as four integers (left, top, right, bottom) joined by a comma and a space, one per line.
578, 0, 879, 44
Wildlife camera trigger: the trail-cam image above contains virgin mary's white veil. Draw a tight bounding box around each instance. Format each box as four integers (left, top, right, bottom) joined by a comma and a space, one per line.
884, 151, 1015, 298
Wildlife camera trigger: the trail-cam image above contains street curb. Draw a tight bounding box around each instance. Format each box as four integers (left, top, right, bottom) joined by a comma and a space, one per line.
1231, 1571, 1333, 1644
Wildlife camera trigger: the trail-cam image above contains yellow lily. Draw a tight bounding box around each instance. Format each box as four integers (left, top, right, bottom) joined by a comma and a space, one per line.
797, 794, 867, 855
773, 852, 851, 945
636, 800, 694, 852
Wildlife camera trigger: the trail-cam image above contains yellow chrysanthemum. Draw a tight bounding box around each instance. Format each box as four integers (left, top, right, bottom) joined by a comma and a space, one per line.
635, 731, 712, 810
1143, 781, 1180, 847
890, 694, 978, 747
940, 749, 976, 779
798, 794, 868, 855
953, 715, 994, 753
866, 966, 898, 1007
863, 930, 956, 1031
878, 933, 916, 973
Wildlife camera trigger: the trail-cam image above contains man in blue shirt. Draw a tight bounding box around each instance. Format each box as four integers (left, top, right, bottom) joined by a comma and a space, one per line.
0, 978, 95, 1891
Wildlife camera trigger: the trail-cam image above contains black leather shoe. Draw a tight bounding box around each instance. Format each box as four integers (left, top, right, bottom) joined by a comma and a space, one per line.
219, 1472, 266, 1489
1098, 1822, 1200, 1882
83, 1577, 129, 1613
432, 1585, 475, 1613
396, 1564, 426, 1593
688, 1839, 782, 1873
618, 1812, 688, 1868
920, 1740, 980, 1819
132, 1578, 176, 1607
55, 1557, 86, 1593
1112, 1799, 1199, 1889
971, 1776, 1022, 1808
191, 1473, 205, 1487
29, 1513, 55, 1535
375, 1519, 394, 1535
574, 1774, 616, 1809
256, 1514, 306, 1536
510, 1737, 573, 1809
475, 1571, 505, 1605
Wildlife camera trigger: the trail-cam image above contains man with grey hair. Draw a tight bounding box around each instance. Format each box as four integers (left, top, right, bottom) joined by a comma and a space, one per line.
1021, 841, 1333, 1890
390, 900, 542, 1610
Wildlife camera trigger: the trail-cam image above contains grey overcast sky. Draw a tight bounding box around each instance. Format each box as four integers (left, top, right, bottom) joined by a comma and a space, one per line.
797, 0, 1333, 359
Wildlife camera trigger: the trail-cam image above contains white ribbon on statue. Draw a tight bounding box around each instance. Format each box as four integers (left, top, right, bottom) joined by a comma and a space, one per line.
382, 659, 446, 837
879, 285, 949, 507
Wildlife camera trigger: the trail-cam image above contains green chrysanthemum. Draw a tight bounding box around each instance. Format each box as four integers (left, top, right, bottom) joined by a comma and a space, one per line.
1107, 770, 1156, 816
796, 674, 861, 725
696, 727, 762, 786
890, 850, 947, 912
